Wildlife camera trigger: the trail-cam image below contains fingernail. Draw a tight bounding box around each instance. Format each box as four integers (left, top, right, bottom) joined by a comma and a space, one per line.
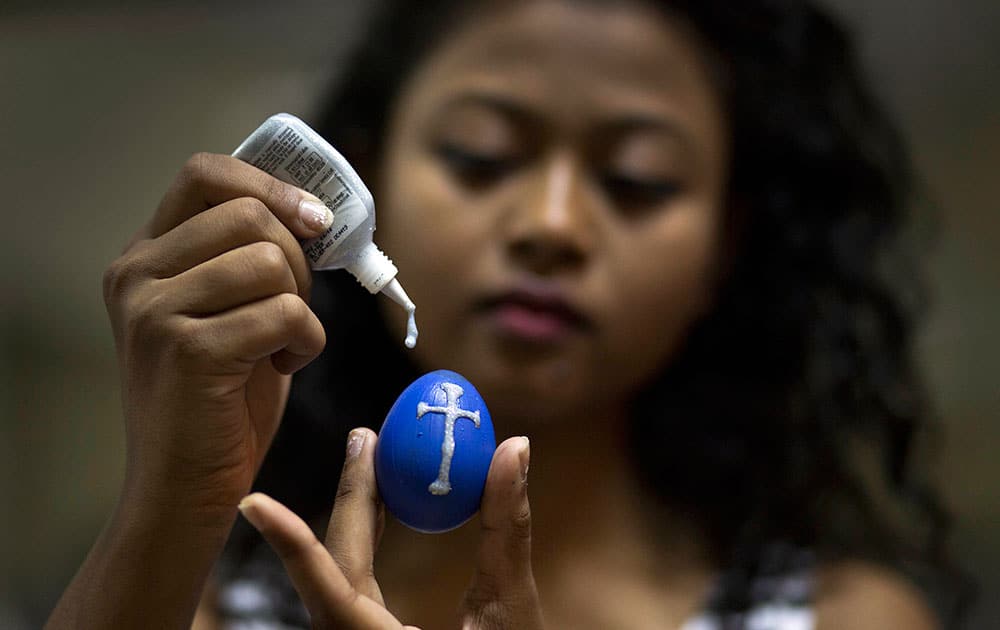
238, 494, 264, 531
346, 429, 366, 459
299, 194, 333, 233
518, 436, 530, 482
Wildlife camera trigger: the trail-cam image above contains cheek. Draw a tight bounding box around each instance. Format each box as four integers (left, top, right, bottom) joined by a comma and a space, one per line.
380, 145, 486, 250
601, 204, 720, 386
377, 154, 488, 355
382, 153, 461, 275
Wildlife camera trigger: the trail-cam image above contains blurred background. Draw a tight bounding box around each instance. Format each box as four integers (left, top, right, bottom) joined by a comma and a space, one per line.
1, 0, 996, 627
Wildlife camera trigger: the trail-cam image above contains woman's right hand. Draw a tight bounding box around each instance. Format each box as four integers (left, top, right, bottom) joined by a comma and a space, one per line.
103, 152, 332, 517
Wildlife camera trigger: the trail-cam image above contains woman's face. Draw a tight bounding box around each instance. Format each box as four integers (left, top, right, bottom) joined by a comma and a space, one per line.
377, 0, 729, 425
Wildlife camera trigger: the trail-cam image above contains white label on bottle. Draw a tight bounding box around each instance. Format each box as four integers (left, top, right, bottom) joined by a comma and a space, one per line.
241, 125, 366, 268
300, 197, 367, 268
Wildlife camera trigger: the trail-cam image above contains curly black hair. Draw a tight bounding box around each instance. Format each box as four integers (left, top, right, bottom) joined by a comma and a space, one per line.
228, 0, 970, 625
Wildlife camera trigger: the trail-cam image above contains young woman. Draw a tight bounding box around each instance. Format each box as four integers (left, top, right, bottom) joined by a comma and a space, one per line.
49, 1, 963, 628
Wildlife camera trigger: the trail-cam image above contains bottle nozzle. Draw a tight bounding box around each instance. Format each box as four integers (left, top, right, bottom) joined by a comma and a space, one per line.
346, 242, 397, 293
346, 245, 418, 348
381, 277, 413, 311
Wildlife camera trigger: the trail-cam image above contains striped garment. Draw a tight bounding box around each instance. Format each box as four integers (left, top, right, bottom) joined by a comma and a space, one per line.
681, 544, 815, 630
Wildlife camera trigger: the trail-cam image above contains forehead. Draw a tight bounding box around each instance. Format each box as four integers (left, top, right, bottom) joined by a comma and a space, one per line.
400, 0, 723, 130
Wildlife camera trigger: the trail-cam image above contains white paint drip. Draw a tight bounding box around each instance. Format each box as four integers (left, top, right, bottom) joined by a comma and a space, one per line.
379, 278, 418, 349
404, 305, 418, 349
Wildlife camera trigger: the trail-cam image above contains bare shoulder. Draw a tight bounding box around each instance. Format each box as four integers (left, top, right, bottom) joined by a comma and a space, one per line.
814, 560, 938, 630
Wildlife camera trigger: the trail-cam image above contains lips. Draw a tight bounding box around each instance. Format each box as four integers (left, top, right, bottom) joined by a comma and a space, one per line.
476, 284, 592, 342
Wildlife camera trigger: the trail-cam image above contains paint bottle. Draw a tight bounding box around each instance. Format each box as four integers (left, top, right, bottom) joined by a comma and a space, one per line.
233, 113, 417, 348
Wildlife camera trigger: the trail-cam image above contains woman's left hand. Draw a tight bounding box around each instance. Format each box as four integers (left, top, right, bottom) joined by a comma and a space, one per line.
238, 429, 545, 630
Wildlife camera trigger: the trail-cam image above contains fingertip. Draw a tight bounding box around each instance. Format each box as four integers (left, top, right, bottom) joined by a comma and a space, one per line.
237, 492, 272, 532
351, 426, 379, 442
238, 491, 265, 509
239, 493, 320, 562
237, 491, 265, 511
489, 436, 530, 485
494, 435, 528, 460
345, 428, 366, 459
297, 193, 335, 237
345, 427, 378, 458
361, 426, 379, 447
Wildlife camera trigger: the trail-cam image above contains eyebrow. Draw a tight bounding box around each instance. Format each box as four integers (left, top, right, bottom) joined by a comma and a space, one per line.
436, 91, 698, 155
436, 92, 543, 127
595, 113, 698, 155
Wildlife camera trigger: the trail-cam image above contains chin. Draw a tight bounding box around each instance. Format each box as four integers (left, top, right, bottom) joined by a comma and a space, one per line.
469, 360, 597, 431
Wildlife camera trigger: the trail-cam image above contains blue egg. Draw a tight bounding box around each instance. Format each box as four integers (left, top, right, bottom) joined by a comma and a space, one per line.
375, 370, 496, 533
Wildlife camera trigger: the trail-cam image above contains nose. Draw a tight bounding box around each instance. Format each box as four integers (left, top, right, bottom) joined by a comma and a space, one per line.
503, 153, 594, 275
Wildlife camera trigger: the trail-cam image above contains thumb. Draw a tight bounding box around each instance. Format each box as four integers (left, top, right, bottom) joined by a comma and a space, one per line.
461, 436, 545, 630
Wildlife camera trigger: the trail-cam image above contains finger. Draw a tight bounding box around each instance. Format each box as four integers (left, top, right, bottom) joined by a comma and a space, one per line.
325, 428, 384, 602
139, 197, 312, 298
475, 436, 533, 588
158, 241, 298, 316
181, 293, 326, 375
147, 152, 333, 240
462, 436, 544, 629
238, 493, 405, 629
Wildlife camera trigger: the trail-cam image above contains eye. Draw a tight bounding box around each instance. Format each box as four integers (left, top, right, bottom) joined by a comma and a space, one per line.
600, 172, 680, 210
435, 143, 519, 188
